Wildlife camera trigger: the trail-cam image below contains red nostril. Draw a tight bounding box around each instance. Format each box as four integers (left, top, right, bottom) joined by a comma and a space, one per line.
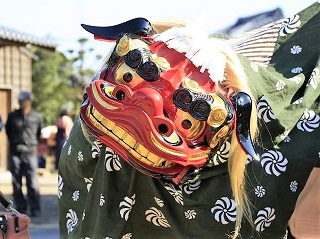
158, 124, 169, 134
112, 84, 132, 100
154, 116, 175, 137
115, 90, 125, 100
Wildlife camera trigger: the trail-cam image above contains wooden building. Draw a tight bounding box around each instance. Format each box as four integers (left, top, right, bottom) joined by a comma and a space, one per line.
0, 25, 56, 171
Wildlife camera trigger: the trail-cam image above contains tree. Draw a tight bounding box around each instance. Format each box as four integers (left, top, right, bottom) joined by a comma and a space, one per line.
65, 38, 95, 114
31, 46, 72, 125
31, 38, 97, 126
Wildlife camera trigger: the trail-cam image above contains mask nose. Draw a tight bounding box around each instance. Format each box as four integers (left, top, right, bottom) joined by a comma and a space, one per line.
113, 84, 175, 137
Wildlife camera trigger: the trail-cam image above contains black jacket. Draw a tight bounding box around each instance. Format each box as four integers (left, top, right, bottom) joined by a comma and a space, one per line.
5, 109, 43, 154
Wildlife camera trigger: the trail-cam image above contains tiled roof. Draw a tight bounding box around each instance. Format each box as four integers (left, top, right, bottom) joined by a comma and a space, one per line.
217, 8, 284, 37
0, 25, 57, 50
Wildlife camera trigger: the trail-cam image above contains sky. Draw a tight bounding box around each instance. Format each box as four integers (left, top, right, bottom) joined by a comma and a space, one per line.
1, 0, 317, 70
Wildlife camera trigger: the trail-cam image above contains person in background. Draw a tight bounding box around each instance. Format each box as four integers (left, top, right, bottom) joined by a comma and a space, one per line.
55, 109, 73, 170
0, 115, 3, 131
5, 91, 43, 217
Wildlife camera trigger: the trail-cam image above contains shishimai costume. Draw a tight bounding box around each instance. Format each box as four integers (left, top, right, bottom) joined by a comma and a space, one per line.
58, 2, 319, 239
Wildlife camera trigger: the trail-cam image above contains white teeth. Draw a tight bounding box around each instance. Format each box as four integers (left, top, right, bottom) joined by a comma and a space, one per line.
88, 103, 175, 168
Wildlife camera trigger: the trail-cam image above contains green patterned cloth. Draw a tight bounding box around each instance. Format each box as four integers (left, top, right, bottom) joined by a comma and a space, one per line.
58, 3, 319, 239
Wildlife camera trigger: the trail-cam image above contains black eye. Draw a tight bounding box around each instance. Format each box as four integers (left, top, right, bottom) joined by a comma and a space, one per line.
173, 88, 193, 111
189, 100, 211, 121
123, 72, 133, 82
181, 119, 192, 129
136, 61, 160, 82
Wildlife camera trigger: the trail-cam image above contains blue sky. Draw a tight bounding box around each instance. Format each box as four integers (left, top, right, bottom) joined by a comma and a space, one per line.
1, 0, 317, 70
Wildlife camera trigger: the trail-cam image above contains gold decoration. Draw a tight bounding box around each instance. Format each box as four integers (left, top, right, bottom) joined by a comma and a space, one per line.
116, 35, 149, 57
150, 54, 171, 71
209, 125, 230, 148
207, 107, 227, 128
177, 111, 206, 140
181, 78, 203, 93
114, 64, 144, 85
116, 35, 130, 56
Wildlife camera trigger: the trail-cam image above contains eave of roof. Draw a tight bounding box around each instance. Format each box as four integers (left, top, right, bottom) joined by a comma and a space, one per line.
0, 25, 57, 50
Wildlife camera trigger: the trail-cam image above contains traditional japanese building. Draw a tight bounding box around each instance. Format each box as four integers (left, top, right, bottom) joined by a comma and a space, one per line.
0, 25, 56, 170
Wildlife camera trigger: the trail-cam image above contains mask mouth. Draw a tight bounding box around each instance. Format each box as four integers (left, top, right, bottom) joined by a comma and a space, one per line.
83, 102, 177, 169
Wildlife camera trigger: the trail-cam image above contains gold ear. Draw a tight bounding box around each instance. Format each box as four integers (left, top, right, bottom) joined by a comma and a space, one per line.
116, 35, 150, 57
116, 35, 131, 56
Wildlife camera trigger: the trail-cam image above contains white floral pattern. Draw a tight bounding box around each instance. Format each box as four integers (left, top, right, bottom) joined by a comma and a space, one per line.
185, 210, 197, 219
145, 207, 170, 227
67, 145, 72, 155
257, 96, 275, 123
292, 97, 303, 105
276, 80, 286, 91
250, 61, 259, 72
91, 140, 102, 159
291, 67, 303, 74
254, 207, 276, 232
297, 109, 320, 132
72, 190, 80, 201
179, 179, 201, 195
154, 197, 164, 207
100, 194, 105, 206
164, 183, 183, 205
211, 197, 236, 224
290, 181, 298, 192
58, 174, 63, 199
209, 141, 230, 166
261, 150, 288, 176
308, 68, 320, 89
84, 178, 93, 192
254, 186, 266, 198
77, 151, 84, 161
279, 15, 301, 36
290, 45, 302, 54
66, 209, 78, 234
121, 233, 132, 239
279, 130, 290, 142
119, 194, 136, 221
105, 147, 122, 171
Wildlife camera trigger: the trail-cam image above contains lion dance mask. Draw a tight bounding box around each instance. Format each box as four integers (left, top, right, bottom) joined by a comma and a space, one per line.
80, 18, 258, 184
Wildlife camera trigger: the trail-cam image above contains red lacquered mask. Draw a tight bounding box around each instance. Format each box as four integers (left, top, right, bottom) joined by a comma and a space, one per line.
80, 18, 258, 183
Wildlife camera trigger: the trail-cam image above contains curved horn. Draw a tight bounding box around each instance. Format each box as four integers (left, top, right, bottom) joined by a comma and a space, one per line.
81, 17, 154, 40
231, 92, 259, 161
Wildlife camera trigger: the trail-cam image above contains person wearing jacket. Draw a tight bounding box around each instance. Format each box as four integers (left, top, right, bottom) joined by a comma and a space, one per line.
5, 91, 43, 217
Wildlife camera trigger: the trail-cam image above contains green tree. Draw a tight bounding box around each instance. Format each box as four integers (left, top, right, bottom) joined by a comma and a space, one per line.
31, 46, 76, 125
66, 38, 95, 114
31, 38, 97, 126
